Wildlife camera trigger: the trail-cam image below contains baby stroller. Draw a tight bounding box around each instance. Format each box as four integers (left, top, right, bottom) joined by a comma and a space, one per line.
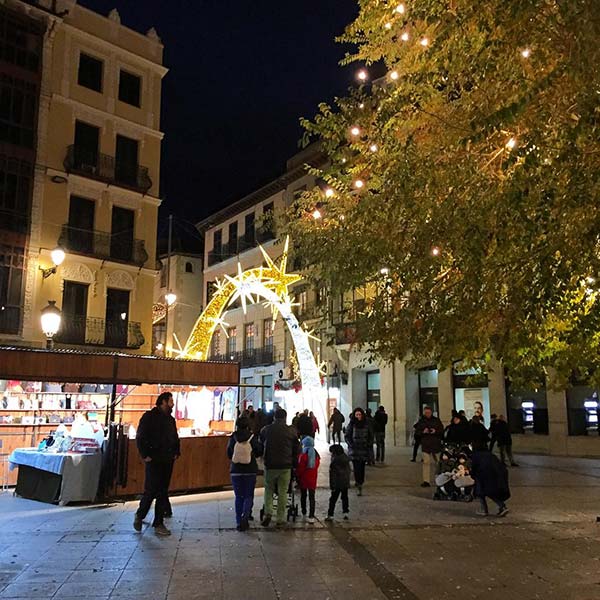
259, 469, 299, 522
433, 445, 474, 502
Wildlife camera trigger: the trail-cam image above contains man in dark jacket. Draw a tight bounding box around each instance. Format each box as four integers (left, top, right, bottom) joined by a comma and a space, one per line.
373, 406, 389, 463
471, 442, 510, 517
296, 409, 314, 438
134, 392, 180, 536
259, 408, 300, 527
345, 407, 373, 495
470, 415, 490, 450
325, 444, 351, 520
327, 407, 345, 444
414, 406, 444, 487
494, 415, 518, 466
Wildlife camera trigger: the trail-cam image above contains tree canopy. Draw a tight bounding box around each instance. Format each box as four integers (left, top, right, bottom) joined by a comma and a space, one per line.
285, 0, 600, 386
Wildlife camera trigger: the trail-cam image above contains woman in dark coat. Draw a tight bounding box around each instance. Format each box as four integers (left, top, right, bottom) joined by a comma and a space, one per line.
344, 407, 373, 495
471, 442, 510, 517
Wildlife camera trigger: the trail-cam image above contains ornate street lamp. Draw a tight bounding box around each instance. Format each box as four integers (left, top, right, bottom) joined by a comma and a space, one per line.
40, 247, 66, 279
40, 300, 62, 349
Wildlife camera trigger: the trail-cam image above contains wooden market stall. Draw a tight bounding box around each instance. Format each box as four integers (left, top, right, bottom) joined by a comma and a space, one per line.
0, 346, 239, 497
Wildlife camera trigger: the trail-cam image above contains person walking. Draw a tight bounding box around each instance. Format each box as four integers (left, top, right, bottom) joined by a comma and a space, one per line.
470, 415, 490, 450
309, 411, 320, 438
296, 435, 320, 523
259, 408, 300, 527
494, 415, 518, 466
345, 407, 373, 496
471, 441, 511, 517
414, 406, 443, 487
444, 413, 471, 446
134, 392, 180, 536
365, 408, 376, 465
373, 405, 388, 463
325, 444, 351, 521
328, 407, 345, 444
296, 409, 314, 438
227, 416, 263, 531
410, 419, 422, 462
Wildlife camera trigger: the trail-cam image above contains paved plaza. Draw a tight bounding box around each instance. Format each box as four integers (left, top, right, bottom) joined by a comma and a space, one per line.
1, 447, 599, 600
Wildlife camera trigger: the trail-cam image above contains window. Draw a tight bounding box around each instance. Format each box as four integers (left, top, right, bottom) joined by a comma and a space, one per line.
67, 195, 95, 254
244, 212, 255, 244
77, 53, 103, 93
210, 329, 221, 358
118, 70, 141, 107
0, 74, 37, 148
0, 243, 24, 334
226, 327, 237, 356
185, 261, 193, 274
244, 323, 255, 352
213, 229, 222, 251
0, 8, 43, 72
262, 374, 273, 405
228, 221, 238, 253
0, 155, 32, 233
263, 318, 274, 348
115, 134, 139, 186
73, 121, 99, 171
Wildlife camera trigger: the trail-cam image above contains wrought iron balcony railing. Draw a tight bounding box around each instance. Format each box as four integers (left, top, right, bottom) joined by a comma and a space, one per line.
64, 145, 152, 193
55, 316, 145, 349
210, 346, 277, 368
58, 224, 148, 267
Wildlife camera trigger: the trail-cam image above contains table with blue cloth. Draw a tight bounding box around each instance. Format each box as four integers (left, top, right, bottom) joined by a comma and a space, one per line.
8, 448, 102, 505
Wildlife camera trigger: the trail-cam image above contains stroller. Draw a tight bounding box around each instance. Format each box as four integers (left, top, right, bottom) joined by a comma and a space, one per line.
259, 469, 299, 522
433, 444, 474, 502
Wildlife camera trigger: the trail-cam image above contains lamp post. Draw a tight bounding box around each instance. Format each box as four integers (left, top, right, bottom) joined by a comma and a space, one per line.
39, 247, 65, 279
40, 300, 62, 349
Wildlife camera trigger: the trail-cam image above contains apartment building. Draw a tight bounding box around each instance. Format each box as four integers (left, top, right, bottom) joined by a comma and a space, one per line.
0, 0, 165, 354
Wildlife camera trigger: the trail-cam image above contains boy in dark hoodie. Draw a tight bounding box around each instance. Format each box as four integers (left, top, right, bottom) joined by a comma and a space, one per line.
325, 444, 351, 521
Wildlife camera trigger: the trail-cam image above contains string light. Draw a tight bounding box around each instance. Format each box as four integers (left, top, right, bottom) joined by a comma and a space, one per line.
350, 126, 361, 136
400, 31, 409, 41
357, 69, 368, 81
521, 48, 531, 58
339, 214, 345, 221
431, 246, 441, 257
420, 37, 429, 47
395, 3, 405, 14
359, 103, 365, 109
380, 267, 390, 275
354, 179, 364, 189
389, 70, 399, 81
385, 22, 392, 30
506, 137, 517, 150
369, 143, 378, 152
312, 209, 322, 220
325, 187, 335, 198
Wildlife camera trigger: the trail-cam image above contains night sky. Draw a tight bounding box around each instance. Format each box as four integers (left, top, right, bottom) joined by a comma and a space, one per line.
78, 0, 358, 226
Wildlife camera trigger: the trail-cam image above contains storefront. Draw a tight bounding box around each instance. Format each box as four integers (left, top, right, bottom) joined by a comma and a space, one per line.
0, 346, 239, 501
453, 366, 490, 426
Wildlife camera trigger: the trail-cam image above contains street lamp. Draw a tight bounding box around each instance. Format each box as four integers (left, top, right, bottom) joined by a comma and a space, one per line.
40, 247, 65, 279
165, 291, 177, 306
40, 300, 62, 349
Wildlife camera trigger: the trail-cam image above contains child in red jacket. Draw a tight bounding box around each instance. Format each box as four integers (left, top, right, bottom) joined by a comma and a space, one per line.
296, 435, 320, 523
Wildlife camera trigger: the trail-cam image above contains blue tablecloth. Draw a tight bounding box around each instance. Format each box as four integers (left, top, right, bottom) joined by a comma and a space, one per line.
9, 448, 102, 504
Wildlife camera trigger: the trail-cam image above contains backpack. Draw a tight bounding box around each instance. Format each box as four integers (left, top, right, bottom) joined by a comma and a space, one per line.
232, 434, 254, 464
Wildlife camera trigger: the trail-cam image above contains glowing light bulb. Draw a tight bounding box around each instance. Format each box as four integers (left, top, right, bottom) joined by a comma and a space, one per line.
385, 22, 392, 30
156, 342, 164, 351
420, 37, 429, 47
396, 4, 405, 14
506, 137, 517, 150
431, 246, 441, 257
400, 31, 409, 41
390, 70, 399, 81
325, 188, 335, 198
350, 126, 361, 136
521, 48, 531, 58
359, 103, 365, 109
369, 143, 378, 152
380, 267, 389, 275
354, 179, 364, 189
357, 69, 368, 81
312, 209, 322, 220
339, 214, 345, 221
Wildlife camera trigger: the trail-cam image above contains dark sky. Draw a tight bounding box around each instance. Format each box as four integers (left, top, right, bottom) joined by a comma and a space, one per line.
78, 0, 358, 225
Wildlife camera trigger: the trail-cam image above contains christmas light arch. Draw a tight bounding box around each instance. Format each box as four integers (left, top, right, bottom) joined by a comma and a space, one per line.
180, 238, 326, 426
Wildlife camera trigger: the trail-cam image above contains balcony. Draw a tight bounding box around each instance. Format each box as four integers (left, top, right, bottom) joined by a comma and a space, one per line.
55, 316, 145, 349
64, 145, 152, 194
0, 306, 21, 335
210, 346, 277, 368
59, 224, 148, 267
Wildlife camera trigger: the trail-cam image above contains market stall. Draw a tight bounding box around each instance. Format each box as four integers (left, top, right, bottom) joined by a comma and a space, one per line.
0, 346, 240, 502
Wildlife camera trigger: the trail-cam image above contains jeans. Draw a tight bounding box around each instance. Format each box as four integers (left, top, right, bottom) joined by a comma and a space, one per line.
136, 459, 173, 527
499, 444, 515, 465
263, 468, 291, 523
480, 496, 506, 514
231, 473, 257, 526
412, 437, 421, 461
328, 488, 349, 516
300, 488, 315, 518
331, 429, 342, 444
352, 459, 366, 486
375, 432, 385, 462
422, 452, 439, 484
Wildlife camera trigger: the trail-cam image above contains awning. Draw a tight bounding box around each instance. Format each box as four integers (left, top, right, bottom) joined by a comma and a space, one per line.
0, 346, 240, 387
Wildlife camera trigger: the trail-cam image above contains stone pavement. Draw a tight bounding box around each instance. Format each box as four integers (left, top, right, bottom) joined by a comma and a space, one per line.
1, 446, 599, 600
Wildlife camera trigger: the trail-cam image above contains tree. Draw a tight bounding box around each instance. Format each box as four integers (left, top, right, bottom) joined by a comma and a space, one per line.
285, 0, 600, 386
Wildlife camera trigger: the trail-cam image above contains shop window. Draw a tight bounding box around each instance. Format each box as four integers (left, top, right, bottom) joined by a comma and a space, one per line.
567, 383, 600, 436
185, 261, 193, 274
366, 370, 381, 414
77, 53, 103, 93
118, 70, 141, 107
419, 367, 439, 416
505, 379, 548, 434
453, 366, 490, 426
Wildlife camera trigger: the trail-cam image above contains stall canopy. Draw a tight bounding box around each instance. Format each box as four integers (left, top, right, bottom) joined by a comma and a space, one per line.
0, 346, 240, 387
